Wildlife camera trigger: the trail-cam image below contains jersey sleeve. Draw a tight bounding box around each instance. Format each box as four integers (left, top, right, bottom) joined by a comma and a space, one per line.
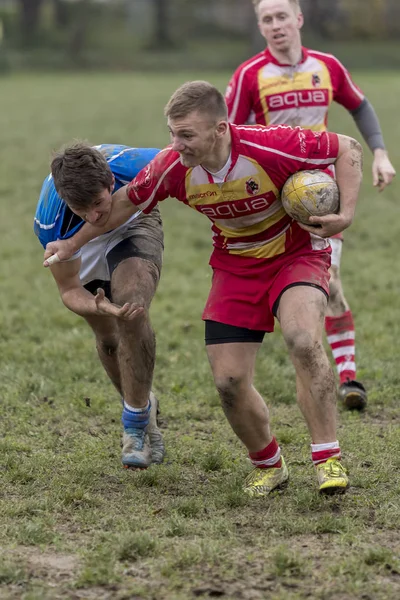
226, 67, 253, 125
126, 148, 183, 213
33, 175, 82, 260
103, 146, 161, 184
246, 125, 339, 185
326, 56, 364, 111
34, 175, 63, 249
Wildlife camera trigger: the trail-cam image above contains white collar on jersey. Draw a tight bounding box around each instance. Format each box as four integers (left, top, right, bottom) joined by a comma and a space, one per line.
203, 152, 232, 183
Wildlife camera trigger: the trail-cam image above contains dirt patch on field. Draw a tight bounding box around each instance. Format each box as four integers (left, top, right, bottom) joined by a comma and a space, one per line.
187, 532, 400, 600
363, 408, 400, 426
3, 546, 78, 575
26, 550, 78, 575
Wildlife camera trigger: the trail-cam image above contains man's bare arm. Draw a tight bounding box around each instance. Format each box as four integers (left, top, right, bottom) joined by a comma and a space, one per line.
50, 258, 103, 316
300, 134, 363, 238
50, 258, 144, 320
44, 186, 138, 265
335, 135, 363, 222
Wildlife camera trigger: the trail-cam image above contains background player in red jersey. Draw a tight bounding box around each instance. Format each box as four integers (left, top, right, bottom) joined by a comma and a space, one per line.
226, 0, 396, 410
44, 81, 363, 496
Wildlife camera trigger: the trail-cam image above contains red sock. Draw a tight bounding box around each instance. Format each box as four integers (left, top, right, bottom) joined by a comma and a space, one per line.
249, 437, 282, 469
311, 441, 341, 465
325, 310, 356, 384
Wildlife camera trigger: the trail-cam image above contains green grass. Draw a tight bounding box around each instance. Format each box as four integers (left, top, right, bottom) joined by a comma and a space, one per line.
0, 71, 399, 599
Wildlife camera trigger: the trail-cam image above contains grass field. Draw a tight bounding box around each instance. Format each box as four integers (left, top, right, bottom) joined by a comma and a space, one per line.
0, 71, 399, 600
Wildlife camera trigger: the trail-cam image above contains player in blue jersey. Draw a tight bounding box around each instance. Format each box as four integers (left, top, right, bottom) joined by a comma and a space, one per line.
34, 142, 165, 469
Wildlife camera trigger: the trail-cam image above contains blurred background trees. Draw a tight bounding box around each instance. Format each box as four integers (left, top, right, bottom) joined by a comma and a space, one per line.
17, 0, 43, 44
0, 0, 399, 71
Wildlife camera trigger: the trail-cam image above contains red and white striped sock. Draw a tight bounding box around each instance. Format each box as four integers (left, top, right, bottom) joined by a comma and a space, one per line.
249, 437, 282, 469
325, 310, 356, 384
311, 441, 341, 466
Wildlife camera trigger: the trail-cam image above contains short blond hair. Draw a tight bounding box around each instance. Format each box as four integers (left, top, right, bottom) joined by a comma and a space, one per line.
164, 80, 227, 122
253, 0, 301, 13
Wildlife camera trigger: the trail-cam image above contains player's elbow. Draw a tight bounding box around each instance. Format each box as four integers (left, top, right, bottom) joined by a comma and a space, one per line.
338, 134, 362, 157
57, 283, 78, 307
337, 135, 363, 174
350, 137, 363, 157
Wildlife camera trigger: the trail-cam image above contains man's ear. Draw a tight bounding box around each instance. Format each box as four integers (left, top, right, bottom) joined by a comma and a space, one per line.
110, 174, 115, 192
216, 120, 229, 138
297, 11, 304, 30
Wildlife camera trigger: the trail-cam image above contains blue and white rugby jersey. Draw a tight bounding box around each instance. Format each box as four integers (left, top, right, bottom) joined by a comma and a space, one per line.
34, 145, 160, 250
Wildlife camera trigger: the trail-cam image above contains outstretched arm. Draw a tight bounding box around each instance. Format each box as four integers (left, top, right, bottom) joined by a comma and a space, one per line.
50, 258, 144, 320
300, 134, 363, 238
43, 186, 137, 266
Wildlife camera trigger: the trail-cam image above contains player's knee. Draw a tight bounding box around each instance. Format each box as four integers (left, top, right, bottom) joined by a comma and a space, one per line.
328, 278, 340, 303
329, 265, 340, 289
113, 284, 147, 307
118, 310, 154, 344
213, 372, 245, 410
328, 267, 347, 313
119, 307, 151, 333
112, 260, 159, 308
97, 336, 118, 357
285, 329, 322, 368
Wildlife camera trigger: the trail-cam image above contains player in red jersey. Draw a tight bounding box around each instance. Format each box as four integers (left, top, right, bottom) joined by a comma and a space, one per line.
44, 81, 363, 495
226, 0, 396, 410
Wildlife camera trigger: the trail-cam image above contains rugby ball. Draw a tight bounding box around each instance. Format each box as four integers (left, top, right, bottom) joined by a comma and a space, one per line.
281, 170, 339, 225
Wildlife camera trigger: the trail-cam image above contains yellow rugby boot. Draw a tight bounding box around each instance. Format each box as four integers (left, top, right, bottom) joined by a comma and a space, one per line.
316, 457, 349, 494
244, 457, 289, 497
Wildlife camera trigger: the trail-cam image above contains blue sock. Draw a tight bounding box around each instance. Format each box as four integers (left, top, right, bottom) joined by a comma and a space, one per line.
122, 399, 151, 430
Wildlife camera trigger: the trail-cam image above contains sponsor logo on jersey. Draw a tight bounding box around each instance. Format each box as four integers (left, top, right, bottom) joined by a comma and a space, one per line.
261, 79, 286, 91
266, 89, 328, 110
196, 194, 275, 219
298, 130, 307, 154
312, 73, 321, 88
245, 177, 260, 196
188, 190, 218, 201
141, 164, 153, 188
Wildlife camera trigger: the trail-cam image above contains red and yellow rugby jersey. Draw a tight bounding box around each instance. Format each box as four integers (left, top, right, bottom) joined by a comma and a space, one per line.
127, 124, 339, 261
226, 47, 364, 130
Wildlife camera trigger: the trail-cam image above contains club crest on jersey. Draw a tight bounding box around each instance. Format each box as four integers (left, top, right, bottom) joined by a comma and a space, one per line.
245, 177, 260, 196
312, 73, 321, 88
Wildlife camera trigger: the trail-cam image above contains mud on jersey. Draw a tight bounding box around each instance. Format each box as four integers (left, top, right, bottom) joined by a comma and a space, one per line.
34, 145, 160, 250
127, 124, 339, 262
226, 47, 364, 130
